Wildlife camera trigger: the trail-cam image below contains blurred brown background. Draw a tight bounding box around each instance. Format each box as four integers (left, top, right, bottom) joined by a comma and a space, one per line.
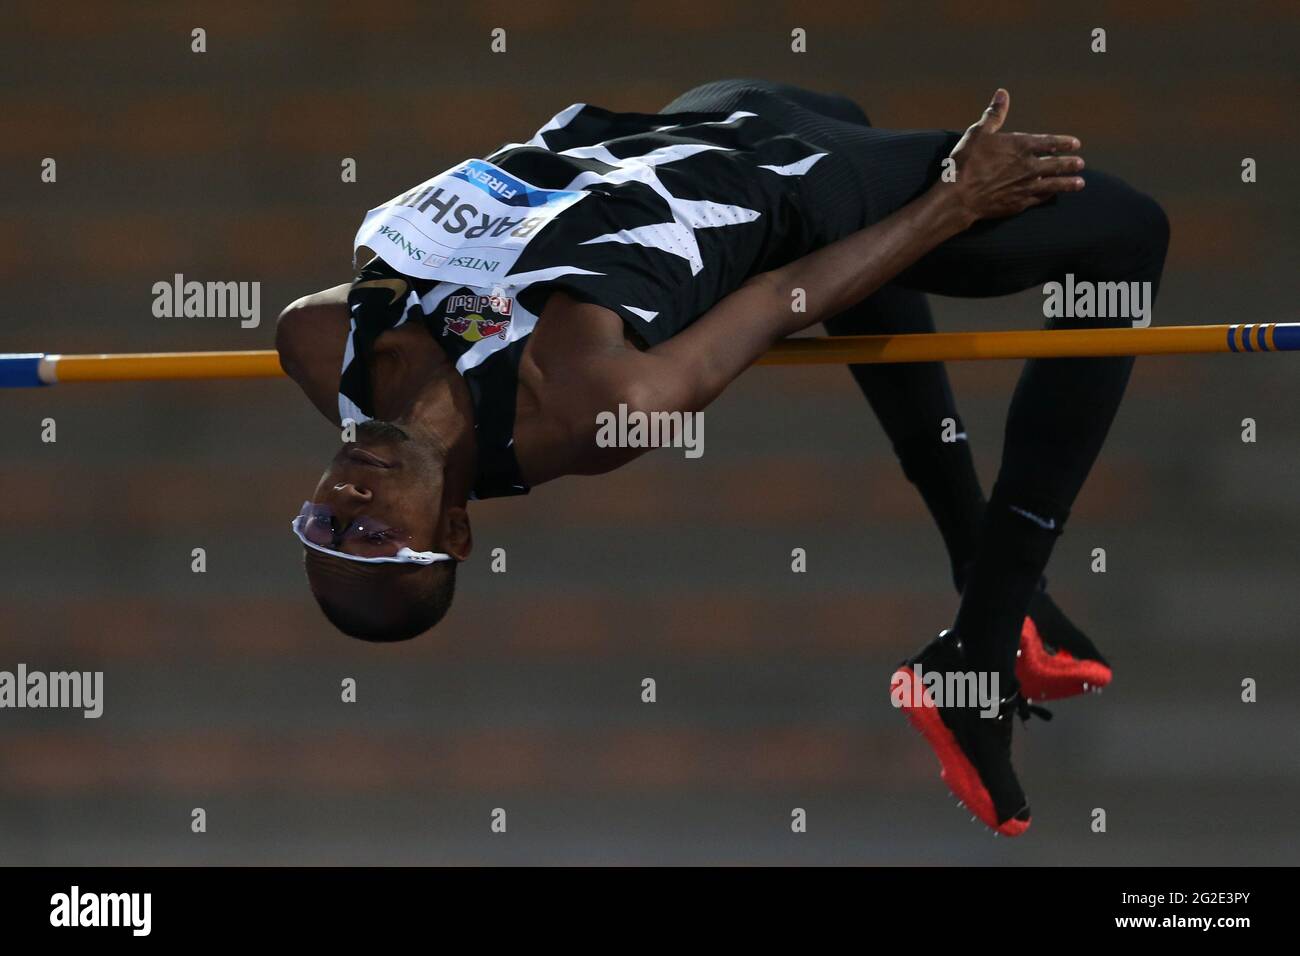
1, 0, 1297, 864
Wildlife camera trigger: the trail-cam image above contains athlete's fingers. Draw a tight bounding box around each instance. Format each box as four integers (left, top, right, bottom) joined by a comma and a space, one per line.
1024, 175, 1087, 195
976, 88, 1009, 134
1007, 132, 1082, 154
1031, 155, 1086, 178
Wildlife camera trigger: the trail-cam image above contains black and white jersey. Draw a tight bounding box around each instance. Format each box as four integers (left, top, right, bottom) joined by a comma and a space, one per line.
339, 100, 832, 499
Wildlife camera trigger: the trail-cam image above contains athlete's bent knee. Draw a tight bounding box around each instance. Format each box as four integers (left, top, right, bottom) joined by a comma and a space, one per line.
1126, 190, 1171, 263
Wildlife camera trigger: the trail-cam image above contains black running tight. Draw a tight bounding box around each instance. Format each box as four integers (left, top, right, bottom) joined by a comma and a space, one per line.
667, 78, 1169, 536
666, 79, 1170, 675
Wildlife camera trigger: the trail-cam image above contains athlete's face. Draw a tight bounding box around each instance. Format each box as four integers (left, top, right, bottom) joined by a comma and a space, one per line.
300, 419, 470, 641
307, 419, 458, 559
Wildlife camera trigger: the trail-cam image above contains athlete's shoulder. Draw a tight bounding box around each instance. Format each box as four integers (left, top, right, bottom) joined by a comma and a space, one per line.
276, 283, 353, 424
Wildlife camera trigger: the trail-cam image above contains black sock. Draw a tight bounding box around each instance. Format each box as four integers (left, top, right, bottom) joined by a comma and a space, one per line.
895, 426, 986, 592
954, 484, 1066, 685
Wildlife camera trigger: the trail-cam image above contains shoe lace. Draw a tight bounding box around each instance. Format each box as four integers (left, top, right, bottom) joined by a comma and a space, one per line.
1003, 692, 1053, 724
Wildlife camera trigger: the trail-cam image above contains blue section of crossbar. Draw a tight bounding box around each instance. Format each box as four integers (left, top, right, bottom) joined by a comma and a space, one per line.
1272, 324, 1300, 352
0, 354, 47, 388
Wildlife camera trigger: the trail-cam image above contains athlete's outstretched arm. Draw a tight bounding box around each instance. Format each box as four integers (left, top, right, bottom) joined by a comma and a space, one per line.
644, 89, 1084, 413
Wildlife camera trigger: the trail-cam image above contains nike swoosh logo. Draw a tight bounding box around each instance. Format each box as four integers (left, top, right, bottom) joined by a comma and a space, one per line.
352, 277, 408, 305
1009, 505, 1056, 531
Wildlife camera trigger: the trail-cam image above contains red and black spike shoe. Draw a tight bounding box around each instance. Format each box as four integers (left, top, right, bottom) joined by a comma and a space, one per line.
1017, 589, 1112, 701
893, 630, 1051, 837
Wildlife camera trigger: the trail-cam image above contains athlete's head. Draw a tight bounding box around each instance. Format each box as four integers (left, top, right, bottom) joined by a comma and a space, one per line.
296, 419, 473, 642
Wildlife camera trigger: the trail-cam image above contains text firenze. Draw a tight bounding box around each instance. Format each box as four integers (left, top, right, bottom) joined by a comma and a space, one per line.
595, 404, 704, 459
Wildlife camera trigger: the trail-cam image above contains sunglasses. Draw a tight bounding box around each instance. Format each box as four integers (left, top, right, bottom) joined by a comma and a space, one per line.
291, 501, 453, 565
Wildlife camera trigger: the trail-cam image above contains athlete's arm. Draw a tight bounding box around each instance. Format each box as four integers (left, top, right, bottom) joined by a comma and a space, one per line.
275, 283, 352, 424
640, 89, 1084, 413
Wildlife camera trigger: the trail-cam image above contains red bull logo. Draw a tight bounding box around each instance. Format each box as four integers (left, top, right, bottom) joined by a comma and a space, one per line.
442, 293, 513, 342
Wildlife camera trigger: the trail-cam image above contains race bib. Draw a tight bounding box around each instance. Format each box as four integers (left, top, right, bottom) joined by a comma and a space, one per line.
353, 158, 589, 287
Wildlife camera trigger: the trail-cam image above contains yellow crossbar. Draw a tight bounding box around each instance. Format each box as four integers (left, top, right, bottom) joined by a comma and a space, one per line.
2, 323, 1294, 387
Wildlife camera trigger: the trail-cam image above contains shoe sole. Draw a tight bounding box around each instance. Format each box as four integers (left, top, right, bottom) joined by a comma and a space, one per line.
893, 665, 1030, 838
1016, 616, 1112, 701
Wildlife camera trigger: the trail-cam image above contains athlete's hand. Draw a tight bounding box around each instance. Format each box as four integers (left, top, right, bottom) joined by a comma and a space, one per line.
944, 88, 1085, 223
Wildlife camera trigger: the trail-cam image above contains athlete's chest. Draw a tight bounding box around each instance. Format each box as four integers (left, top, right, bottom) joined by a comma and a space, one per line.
510, 293, 651, 485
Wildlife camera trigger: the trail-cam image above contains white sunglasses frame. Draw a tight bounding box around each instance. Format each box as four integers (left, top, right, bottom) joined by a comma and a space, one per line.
291, 512, 454, 566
